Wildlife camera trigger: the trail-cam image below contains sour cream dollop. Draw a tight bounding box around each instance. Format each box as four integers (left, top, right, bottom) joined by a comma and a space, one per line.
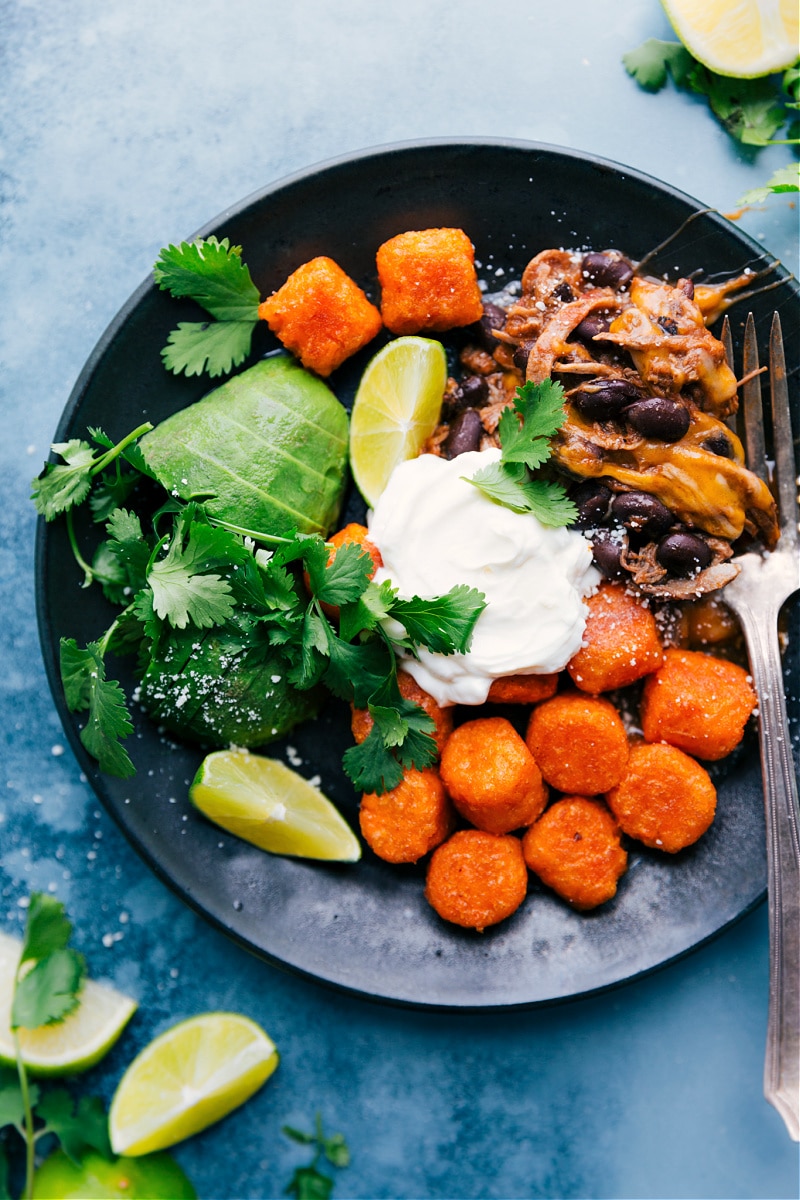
368, 450, 600, 706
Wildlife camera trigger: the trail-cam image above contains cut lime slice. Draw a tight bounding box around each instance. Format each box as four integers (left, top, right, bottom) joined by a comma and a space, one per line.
109, 1012, 278, 1156
661, 0, 799, 76
32, 1149, 197, 1200
190, 749, 361, 861
349, 335, 447, 506
0, 931, 137, 1076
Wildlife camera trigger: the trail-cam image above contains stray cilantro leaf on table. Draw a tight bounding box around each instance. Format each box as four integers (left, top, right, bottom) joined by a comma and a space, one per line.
12, 895, 86, 1031
739, 161, 800, 203
154, 237, 261, 378
282, 1115, 350, 1200
466, 380, 577, 526
622, 38, 693, 91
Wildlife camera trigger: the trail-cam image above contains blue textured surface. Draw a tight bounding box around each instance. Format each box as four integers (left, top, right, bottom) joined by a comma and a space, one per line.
1, 1, 798, 1197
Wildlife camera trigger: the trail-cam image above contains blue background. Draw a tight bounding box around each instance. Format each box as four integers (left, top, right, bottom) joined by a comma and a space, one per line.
1, 1, 798, 1197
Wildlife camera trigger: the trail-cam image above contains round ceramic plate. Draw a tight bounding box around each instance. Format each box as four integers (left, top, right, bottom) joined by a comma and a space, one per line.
36, 140, 799, 1009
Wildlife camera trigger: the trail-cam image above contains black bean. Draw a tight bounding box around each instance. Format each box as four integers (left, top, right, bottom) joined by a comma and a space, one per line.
656, 532, 712, 576
573, 313, 612, 342
513, 341, 533, 372
657, 316, 680, 336
581, 252, 635, 289
625, 397, 691, 442
442, 408, 483, 459
702, 430, 734, 458
475, 303, 506, 352
591, 534, 627, 580
553, 281, 574, 302
446, 375, 489, 413
572, 379, 643, 422
611, 491, 673, 538
571, 481, 613, 529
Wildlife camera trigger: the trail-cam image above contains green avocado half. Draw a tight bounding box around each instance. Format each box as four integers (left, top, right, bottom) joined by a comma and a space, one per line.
140, 355, 349, 538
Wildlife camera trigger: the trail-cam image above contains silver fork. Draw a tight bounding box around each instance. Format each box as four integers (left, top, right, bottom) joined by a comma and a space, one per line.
721, 311, 800, 1140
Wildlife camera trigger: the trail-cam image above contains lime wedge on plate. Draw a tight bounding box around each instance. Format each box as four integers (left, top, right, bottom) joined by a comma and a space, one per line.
190, 749, 361, 861
109, 1012, 278, 1156
349, 335, 447, 506
0, 931, 137, 1076
661, 0, 799, 76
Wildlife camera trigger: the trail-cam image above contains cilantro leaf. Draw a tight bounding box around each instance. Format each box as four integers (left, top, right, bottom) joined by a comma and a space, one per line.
148, 519, 238, 629
161, 319, 258, 378
12, 950, 85, 1030
498, 379, 567, 468
688, 67, 787, 145
388, 585, 486, 655
60, 639, 135, 778
285, 1166, 333, 1200
468, 460, 577, 525
18, 893, 73, 966
622, 38, 692, 90
739, 161, 800, 203
36, 1091, 112, 1164
322, 1133, 350, 1169
322, 635, 390, 706
307, 540, 374, 607
154, 237, 260, 321
342, 726, 405, 794
0, 1070, 34, 1133
338, 579, 396, 644
31, 440, 95, 519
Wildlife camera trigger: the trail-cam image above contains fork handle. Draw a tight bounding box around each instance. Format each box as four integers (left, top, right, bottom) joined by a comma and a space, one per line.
737, 603, 800, 1140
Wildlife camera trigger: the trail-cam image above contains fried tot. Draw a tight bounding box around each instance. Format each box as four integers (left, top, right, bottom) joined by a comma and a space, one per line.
439, 716, 547, 834
486, 673, 559, 705
526, 692, 629, 795
360, 768, 455, 864
522, 796, 627, 910
605, 741, 717, 852
640, 648, 756, 761
425, 830, 528, 931
567, 582, 664, 693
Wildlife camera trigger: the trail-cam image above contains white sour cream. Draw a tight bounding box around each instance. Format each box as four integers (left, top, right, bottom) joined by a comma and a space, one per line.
368, 450, 600, 706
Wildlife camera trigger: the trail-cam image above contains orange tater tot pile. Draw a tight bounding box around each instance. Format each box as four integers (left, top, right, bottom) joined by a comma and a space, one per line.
439, 717, 547, 834
360, 768, 454, 864
486, 673, 559, 705
425, 830, 528, 931
567, 582, 664, 693
641, 648, 756, 761
522, 796, 628, 910
327, 522, 383, 574
606, 741, 717, 852
351, 670, 453, 755
376, 228, 484, 334
526, 693, 629, 795
259, 256, 382, 376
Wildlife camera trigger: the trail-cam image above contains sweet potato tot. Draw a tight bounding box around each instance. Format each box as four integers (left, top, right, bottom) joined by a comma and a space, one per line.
526, 693, 629, 795
486, 673, 559, 705
567, 582, 664, 693
259, 256, 382, 376
360, 768, 455, 864
425, 829, 528, 931
439, 717, 547, 834
351, 669, 453, 755
605, 741, 717, 852
522, 796, 627, 910
640, 648, 756, 761
376, 228, 484, 334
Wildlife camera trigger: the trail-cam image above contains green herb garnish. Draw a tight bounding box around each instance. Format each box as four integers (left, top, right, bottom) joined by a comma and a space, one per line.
282, 1114, 350, 1200
465, 379, 577, 526
153, 237, 261, 377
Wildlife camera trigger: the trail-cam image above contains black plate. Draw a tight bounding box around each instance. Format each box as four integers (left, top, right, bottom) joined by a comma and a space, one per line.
36, 139, 800, 1009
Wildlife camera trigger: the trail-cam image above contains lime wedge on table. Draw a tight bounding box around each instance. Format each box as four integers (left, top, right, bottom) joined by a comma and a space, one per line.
350, 335, 447, 506
0, 931, 136, 1076
190, 749, 361, 862
109, 1012, 278, 1156
33, 1149, 196, 1199
661, 0, 799, 76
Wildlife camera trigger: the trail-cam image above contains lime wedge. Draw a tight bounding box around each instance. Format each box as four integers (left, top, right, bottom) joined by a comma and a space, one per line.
190, 749, 361, 861
0, 931, 137, 1076
661, 0, 799, 76
349, 335, 447, 506
109, 1012, 278, 1156
33, 1149, 197, 1200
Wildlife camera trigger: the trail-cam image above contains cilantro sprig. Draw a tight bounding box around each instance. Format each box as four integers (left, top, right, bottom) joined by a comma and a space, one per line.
153, 237, 261, 377
282, 1114, 350, 1200
1, 894, 111, 1200
623, 40, 799, 201
465, 379, 577, 526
